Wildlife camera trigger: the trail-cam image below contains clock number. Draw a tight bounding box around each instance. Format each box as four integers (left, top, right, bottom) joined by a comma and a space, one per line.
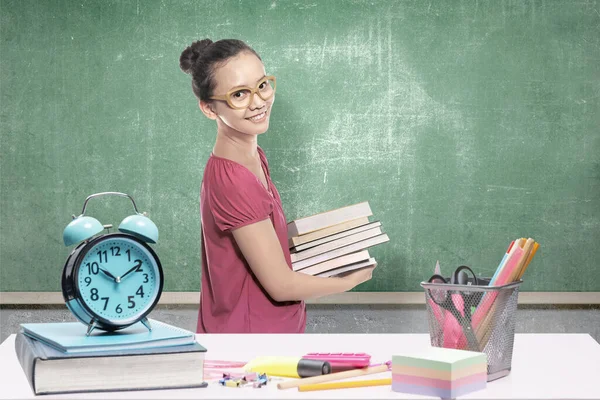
136, 285, 145, 298
97, 250, 108, 264
84, 277, 92, 286
86, 262, 99, 275
127, 296, 136, 309
143, 273, 149, 283
133, 259, 143, 272
100, 297, 109, 311
126, 249, 131, 262
90, 288, 99, 301
116, 304, 123, 314
110, 246, 121, 257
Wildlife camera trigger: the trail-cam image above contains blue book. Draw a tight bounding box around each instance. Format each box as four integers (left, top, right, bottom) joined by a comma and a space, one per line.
20, 319, 195, 353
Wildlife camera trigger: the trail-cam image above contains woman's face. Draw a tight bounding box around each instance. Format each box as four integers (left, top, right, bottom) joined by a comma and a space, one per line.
207, 52, 274, 136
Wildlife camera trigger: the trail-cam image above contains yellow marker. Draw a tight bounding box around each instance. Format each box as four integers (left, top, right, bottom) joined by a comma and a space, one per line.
298, 378, 392, 392
244, 356, 331, 378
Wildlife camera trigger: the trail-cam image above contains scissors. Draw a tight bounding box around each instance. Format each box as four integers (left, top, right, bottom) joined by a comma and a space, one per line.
427, 265, 481, 351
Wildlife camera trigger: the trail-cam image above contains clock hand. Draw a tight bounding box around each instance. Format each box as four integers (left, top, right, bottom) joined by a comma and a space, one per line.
119, 264, 140, 281
99, 268, 118, 282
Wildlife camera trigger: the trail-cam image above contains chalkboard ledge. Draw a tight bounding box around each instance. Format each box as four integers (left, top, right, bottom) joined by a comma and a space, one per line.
1, 292, 599, 305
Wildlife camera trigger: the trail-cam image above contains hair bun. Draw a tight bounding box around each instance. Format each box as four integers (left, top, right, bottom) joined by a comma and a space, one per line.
179, 39, 213, 74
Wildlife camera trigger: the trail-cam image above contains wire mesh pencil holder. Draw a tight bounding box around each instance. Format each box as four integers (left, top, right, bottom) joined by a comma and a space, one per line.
420, 278, 522, 382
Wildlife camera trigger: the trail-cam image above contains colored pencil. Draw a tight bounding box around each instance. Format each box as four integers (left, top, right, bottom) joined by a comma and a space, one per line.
518, 241, 539, 280
489, 240, 514, 284
277, 365, 389, 390
298, 378, 392, 392
509, 238, 535, 282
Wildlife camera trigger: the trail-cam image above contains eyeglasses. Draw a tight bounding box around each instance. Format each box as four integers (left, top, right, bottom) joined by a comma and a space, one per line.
210, 76, 276, 110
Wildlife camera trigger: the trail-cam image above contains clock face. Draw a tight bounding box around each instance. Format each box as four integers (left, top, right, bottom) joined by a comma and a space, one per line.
75, 236, 161, 325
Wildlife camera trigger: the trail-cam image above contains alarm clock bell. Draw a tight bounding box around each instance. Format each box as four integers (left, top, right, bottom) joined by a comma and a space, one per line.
63, 192, 158, 246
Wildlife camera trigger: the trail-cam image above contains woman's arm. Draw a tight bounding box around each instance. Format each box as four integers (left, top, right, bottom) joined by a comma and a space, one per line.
231, 218, 374, 302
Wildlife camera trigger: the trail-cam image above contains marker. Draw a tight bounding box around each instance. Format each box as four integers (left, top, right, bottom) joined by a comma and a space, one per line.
244, 356, 331, 378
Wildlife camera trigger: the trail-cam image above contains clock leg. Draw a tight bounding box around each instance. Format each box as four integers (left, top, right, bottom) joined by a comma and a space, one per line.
141, 317, 152, 332
86, 320, 98, 336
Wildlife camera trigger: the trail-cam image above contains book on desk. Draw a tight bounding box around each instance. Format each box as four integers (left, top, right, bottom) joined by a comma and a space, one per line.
15, 319, 207, 395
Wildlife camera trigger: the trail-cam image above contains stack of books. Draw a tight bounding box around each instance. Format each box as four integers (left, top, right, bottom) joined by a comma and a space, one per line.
287, 201, 389, 277
15, 319, 207, 395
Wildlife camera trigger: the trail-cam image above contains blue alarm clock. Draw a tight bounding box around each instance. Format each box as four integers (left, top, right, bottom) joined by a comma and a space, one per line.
61, 192, 163, 336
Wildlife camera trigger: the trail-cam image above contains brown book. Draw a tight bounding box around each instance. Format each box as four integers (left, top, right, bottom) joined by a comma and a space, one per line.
296, 250, 371, 275
288, 217, 370, 248
315, 258, 377, 278
291, 226, 383, 263
287, 202, 373, 238
291, 233, 389, 271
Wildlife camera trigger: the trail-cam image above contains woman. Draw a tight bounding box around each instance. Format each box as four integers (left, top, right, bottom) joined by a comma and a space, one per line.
180, 38, 375, 333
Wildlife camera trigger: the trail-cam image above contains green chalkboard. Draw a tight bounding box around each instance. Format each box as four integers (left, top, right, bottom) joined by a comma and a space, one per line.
1, 0, 599, 293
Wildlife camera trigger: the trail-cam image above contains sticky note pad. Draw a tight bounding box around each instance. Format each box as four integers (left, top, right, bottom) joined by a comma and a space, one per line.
392, 347, 487, 398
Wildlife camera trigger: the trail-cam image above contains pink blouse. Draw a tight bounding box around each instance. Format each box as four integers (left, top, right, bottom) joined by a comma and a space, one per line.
197, 146, 306, 333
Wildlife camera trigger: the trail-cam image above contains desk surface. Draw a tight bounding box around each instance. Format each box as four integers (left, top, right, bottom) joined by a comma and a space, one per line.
1, 333, 599, 399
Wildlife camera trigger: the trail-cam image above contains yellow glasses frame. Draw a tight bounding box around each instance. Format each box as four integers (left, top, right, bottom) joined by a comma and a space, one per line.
210, 76, 276, 110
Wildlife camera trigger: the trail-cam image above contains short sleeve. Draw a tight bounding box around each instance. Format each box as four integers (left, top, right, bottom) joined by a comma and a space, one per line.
207, 160, 274, 232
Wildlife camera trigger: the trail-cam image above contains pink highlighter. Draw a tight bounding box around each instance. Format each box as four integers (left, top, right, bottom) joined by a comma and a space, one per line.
302, 353, 372, 372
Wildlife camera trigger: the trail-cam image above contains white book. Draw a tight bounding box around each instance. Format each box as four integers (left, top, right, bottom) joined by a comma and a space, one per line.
296, 250, 371, 275
291, 226, 383, 263
291, 221, 382, 252
292, 233, 389, 271
287, 202, 373, 238
288, 217, 370, 248
315, 258, 377, 278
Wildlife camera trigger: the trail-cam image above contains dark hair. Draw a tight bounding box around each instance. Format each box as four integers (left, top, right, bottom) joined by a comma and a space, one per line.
179, 39, 261, 101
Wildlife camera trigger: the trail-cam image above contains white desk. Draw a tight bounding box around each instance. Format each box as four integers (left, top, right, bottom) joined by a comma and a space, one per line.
1, 333, 599, 399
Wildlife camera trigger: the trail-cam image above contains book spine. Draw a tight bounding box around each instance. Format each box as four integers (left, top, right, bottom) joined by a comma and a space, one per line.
287, 223, 300, 239
293, 221, 381, 252
292, 234, 388, 270
291, 227, 382, 262
292, 202, 372, 237
15, 332, 39, 395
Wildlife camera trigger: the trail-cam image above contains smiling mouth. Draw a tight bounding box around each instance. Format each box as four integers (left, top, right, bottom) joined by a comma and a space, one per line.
246, 110, 268, 122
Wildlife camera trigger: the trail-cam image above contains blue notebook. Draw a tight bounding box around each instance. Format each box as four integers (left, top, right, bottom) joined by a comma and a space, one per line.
20, 319, 195, 353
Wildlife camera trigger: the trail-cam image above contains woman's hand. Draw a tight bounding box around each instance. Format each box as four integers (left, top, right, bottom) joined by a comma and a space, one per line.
338, 264, 377, 288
